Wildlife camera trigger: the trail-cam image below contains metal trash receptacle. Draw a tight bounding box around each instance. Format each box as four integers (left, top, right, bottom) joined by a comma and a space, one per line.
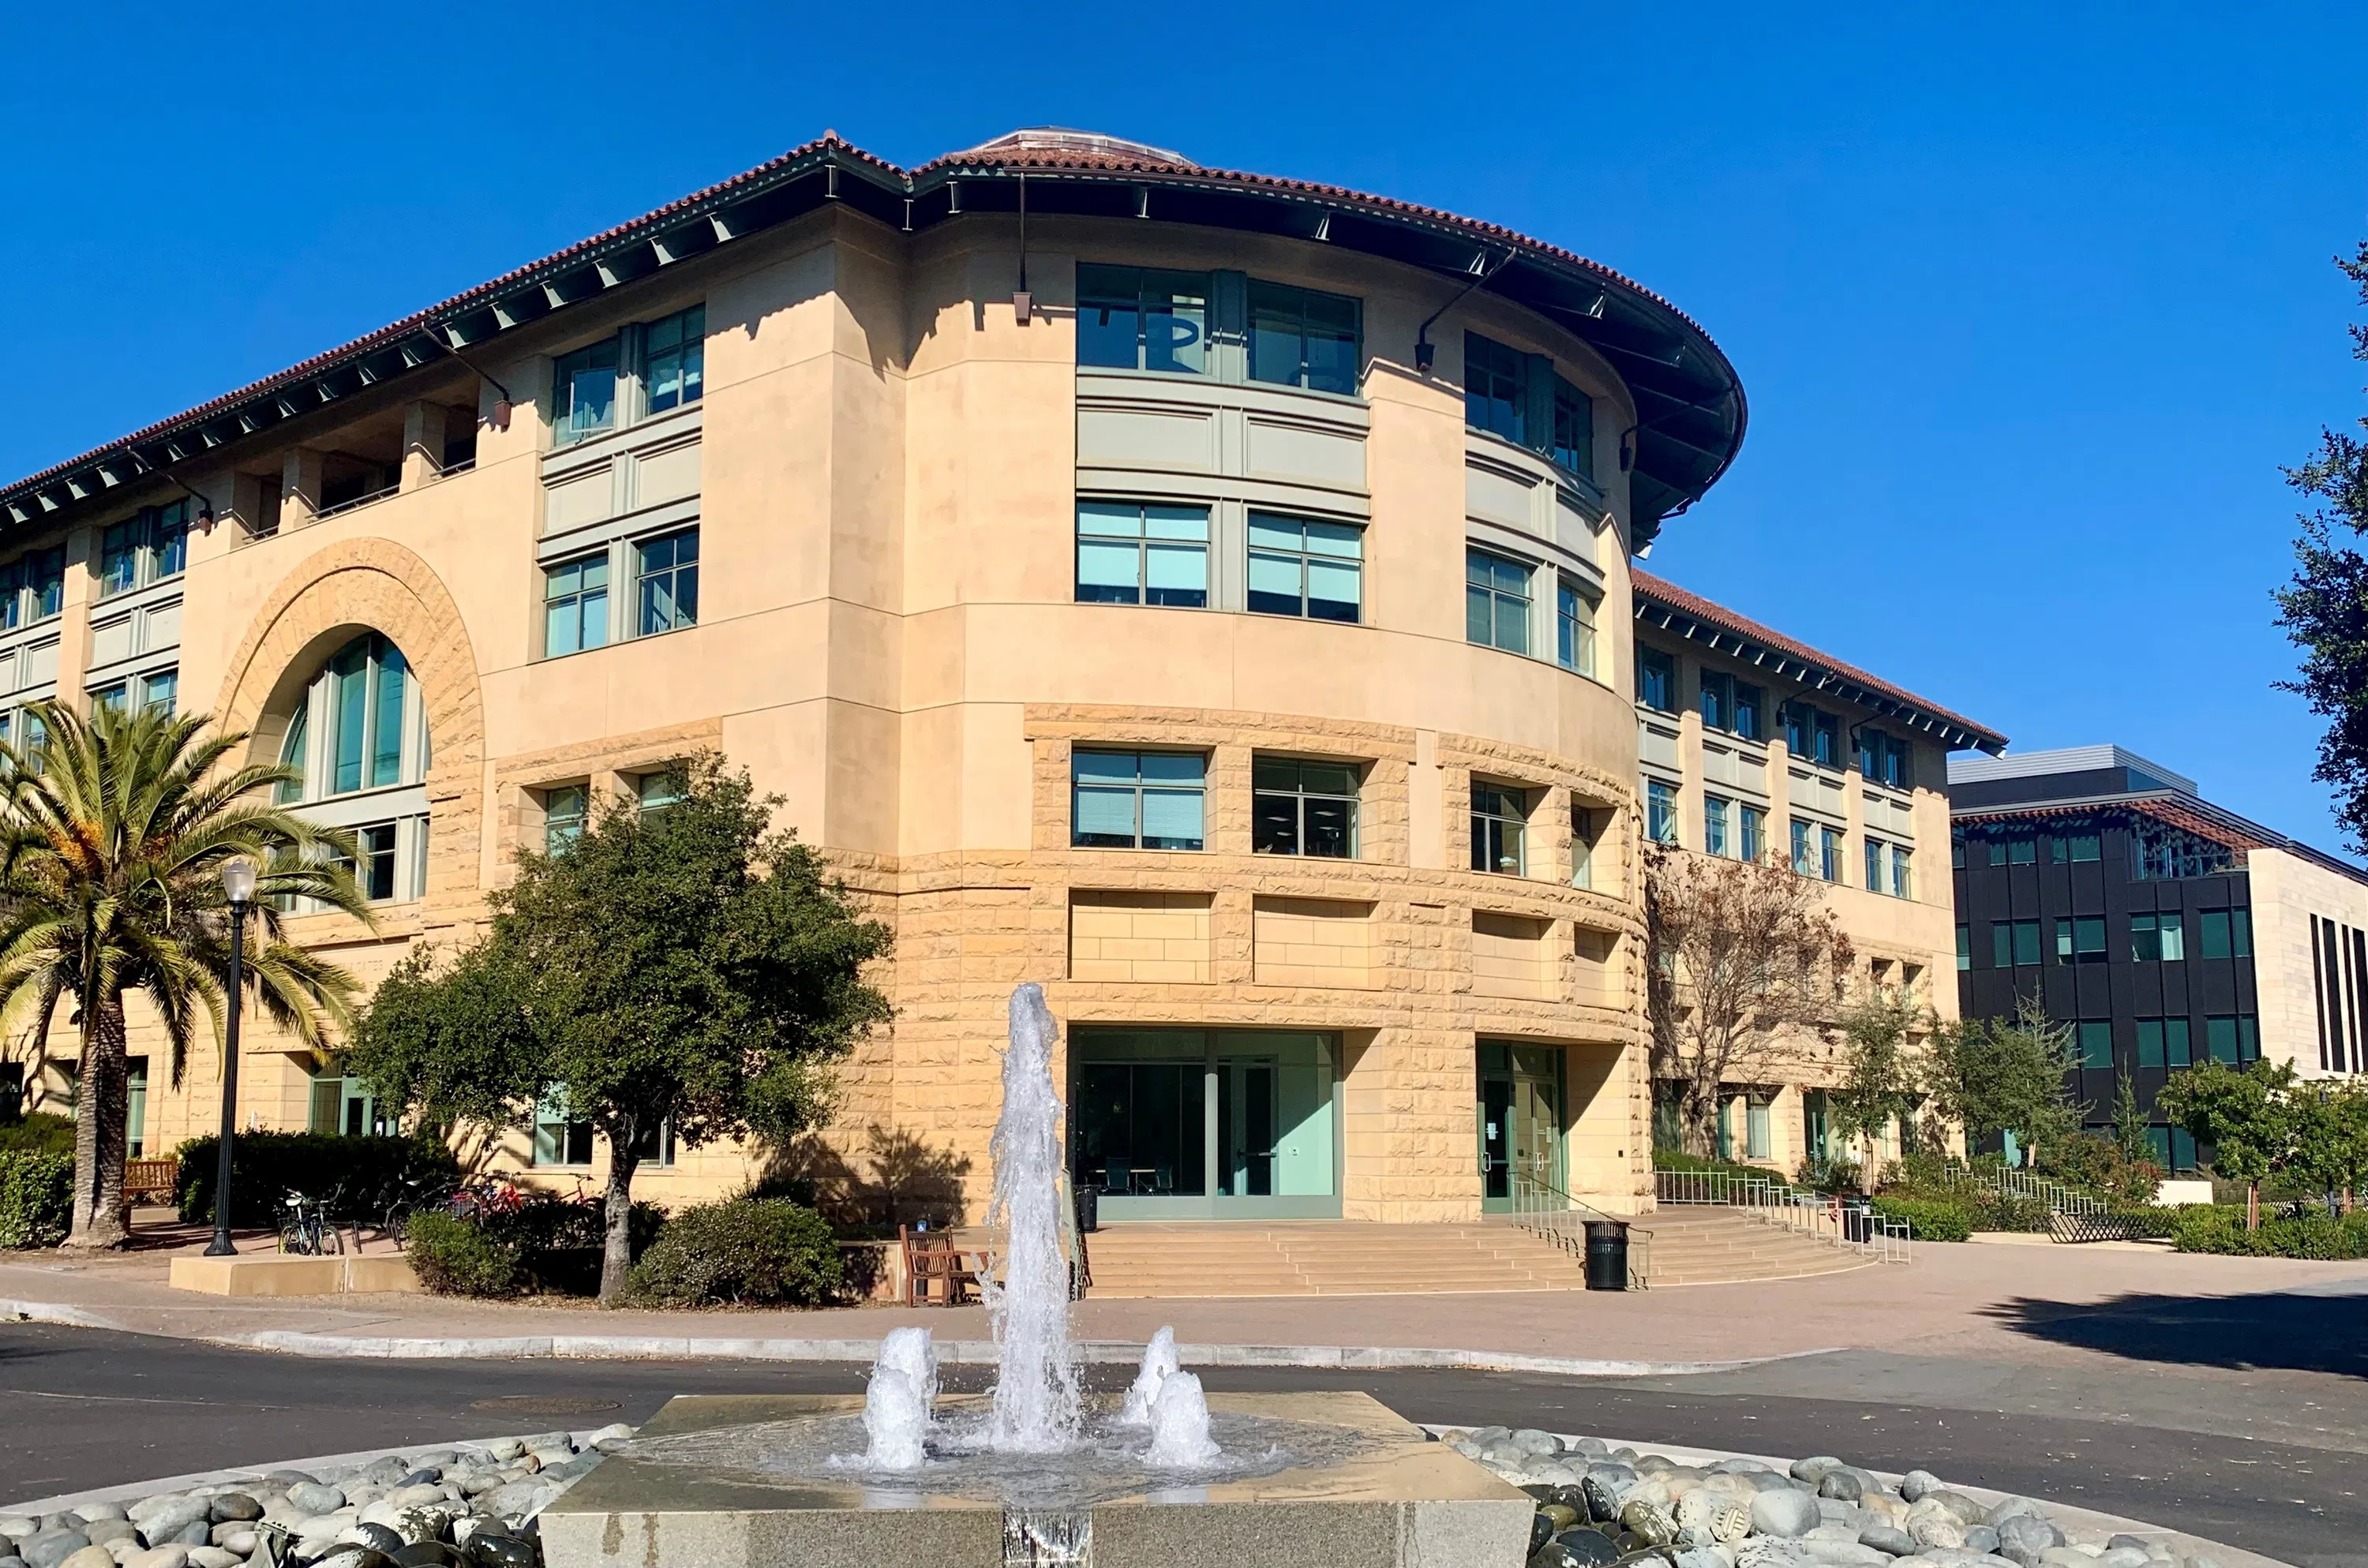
1074, 1183, 1101, 1234
1842, 1198, 1874, 1244
1583, 1218, 1629, 1291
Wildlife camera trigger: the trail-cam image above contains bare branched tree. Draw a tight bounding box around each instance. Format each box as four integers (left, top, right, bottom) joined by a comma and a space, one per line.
1643, 842, 1853, 1157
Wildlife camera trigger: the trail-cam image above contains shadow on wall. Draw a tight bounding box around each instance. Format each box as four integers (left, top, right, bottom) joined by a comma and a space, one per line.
757, 1124, 972, 1232
1980, 1287, 2368, 1379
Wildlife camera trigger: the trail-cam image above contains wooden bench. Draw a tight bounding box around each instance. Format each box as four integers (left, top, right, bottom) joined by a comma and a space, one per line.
125, 1156, 179, 1207
900, 1226, 986, 1307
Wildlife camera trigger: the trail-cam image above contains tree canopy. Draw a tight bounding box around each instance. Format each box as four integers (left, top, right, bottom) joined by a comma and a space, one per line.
347, 754, 893, 1300
1922, 999, 2085, 1158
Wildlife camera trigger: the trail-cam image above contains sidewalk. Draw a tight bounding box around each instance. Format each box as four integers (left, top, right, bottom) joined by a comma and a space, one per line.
6, 1228, 2364, 1379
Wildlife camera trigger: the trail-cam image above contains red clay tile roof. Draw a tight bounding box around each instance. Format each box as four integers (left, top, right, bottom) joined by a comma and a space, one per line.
1632, 567, 2006, 750
1953, 796, 2271, 851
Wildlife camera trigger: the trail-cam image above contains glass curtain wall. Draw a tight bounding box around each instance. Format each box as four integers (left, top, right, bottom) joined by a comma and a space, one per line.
1070, 1028, 1340, 1219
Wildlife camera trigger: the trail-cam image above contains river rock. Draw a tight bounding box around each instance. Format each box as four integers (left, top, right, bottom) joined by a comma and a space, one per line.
1820, 1472, 1865, 1504
1557, 1529, 1625, 1566
285, 1489, 344, 1520
1995, 1516, 2058, 1556
1862, 1525, 1918, 1557
315, 1551, 399, 1568
24, 1532, 90, 1568
2, 1522, 34, 1541
2094, 1551, 2148, 1568
1739, 1540, 1815, 1568
1909, 1516, 1966, 1551
1755, 1491, 1822, 1540
1513, 1429, 1564, 1456
1620, 1501, 1679, 1546
1802, 1544, 1890, 1568
204, 1530, 253, 1556
1925, 1494, 1986, 1528
77, 1528, 133, 1551
343, 1528, 402, 1556
1789, 1457, 1844, 1484
206, 1499, 259, 1529
60, 1548, 116, 1568
459, 1537, 534, 1568
1965, 1529, 2000, 1556
1898, 1472, 1941, 1504
1579, 1476, 1623, 1523
127, 1547, 189, 1568
66, 1514, 121, 1532
184, 1552, 239, 1568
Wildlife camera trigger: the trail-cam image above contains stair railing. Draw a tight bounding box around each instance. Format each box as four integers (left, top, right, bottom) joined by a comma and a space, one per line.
1652, 1168, 1911, 1263
1507, 1169, 1652, 1289
1933, 1161, 2127, 1243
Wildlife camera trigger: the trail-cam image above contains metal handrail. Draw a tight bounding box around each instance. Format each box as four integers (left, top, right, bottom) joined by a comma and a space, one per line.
1934, 1161, 2126, 1242
1653, 1168, 1912, 1264
1507, 1170, 1652, 1289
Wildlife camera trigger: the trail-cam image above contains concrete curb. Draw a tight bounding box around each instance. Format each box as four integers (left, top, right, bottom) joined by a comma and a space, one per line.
2, 1297, 1838, 1379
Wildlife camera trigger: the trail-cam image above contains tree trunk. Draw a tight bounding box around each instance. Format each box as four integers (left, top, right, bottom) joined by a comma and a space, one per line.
2246, 1183, 2260, 1232
66, 994, 130, 1250
598, 1147, 641, 1305
1682, 1080, 1720, 1158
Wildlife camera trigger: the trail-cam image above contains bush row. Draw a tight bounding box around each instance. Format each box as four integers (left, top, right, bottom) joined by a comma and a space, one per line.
1869, 1196, 1973, 1242
2169, 1204, 2368, 1258
0, 1112, 74, 1158
0, 1150, 72, 1248
173, 1132, 459, 1227
405, 1195, 842, 1305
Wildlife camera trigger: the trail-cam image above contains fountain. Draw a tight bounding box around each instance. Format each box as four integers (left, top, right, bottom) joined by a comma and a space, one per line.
538, 983, 1534, 1568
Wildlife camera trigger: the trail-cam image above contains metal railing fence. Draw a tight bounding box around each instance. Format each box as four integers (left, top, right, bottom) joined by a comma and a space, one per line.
1652, 1168, 1912, 1264
1506, 1170, 1653, 1289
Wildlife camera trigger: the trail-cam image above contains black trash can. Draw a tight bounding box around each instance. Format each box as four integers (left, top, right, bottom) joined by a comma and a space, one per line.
1842, 1198, 1874, 1244
1074, 1183, 1102, 1235
1583, 1218, 1629, 1291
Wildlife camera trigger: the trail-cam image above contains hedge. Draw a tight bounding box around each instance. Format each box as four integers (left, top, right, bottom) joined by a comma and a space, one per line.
0, 1151, 73, 1248
403, 1192, 667, 1299
0, 1112, 74, 1158
173, 1132, 458, 1228
628, 1198, 842, 1307
1870, 1196, 1973, 1242
406, 1210, 527, 1297
2170, 1204, 2368, 1258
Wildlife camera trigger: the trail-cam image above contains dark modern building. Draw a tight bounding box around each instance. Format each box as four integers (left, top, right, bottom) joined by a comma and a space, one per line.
1949, 745, 2368, 1171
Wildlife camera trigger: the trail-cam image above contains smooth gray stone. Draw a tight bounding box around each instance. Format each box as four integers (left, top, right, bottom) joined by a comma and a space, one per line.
1820, 1472, 1865, 1503
395, 1476, 438, 1493
1791, 1456, 1845, 1484
76, 1528, 133, 1550
1899, 1471, 1942, 1504
264, 1474, 320, 1488
1863, 1525, 1918, 1556
406, 1456, 459, 1474
206, 1528, 254, 1555
1755, 1490, 1822, 1539
186, 1551, 242, 1568
284, 1490, 344, 1521
67, 1513, 122, 1530
2106, 1540, 2150, 1555
2096, 1551, 2149, 1568
1514, 1429, 1564, 1456
1926, 1493, 1988, 1528
58, 1549, 114, 1568
22, 1532, 89, 1568
1714, 1458, 1775, 1475
167, 1525, 212, 1551
126, 1547, 189, 1568
1965, 1529, 2000, 1555
205, 1500, 260, 1529
3, 1555, 30, 1568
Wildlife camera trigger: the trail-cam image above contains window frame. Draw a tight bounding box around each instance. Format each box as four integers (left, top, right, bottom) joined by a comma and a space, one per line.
1076, 264, 1214, 377
1646, 780, 1679, 847
1471, 782, 1531, 874
1246, 511, 1362, 623
1555, 579, 1598, 677
1637, 646, 1677, 713
1246, 278, 1362, 395
1071, 749, 1209, 851
542, 551, 613, 658
1464, 548, 1533, 655
633, 527, 700, 638
1077, 500, 1211, 609
549, 303, 706, 447
1250, 756, 1360, 859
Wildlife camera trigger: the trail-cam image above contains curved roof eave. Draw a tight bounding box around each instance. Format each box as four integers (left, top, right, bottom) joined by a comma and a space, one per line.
0, 132, 1745, 547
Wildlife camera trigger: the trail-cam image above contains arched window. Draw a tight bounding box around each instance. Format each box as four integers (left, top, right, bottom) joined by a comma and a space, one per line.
275, 633, 429, 903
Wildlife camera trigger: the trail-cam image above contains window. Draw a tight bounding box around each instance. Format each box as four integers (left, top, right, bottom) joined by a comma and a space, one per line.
1072, 750, 1206, 851
635, 770, 683, 814
1952, 829, 1965, 869
643, 305, 705, 414
1890, 845, 1913, 899
2077, 1021, 2113, 1070
314, 634, 414, 795
534, 1094, 594, 1167
1646, 780, 1678, 847
1556, 582, 1597, 676
90, 683, 126, 714
1572, 806, 1603, 889
1701, 672, 1732, 733
1552, 376, 1594, 483
2050, 831, 2102, 863
141, 670, 176, 716
276, 709, 308, 803
1464, 333, 1527, 444
2056, 916, 2108, 964
2198, 907, 2253, 959
2137, 1018, 2192, 1069
553, 337, 620, 443
2205, 1016, 2259, 1065
1864, 836, 1883, 893
635, 528, 699, 634
335, 823, 399, 902
1956, 924, 1971, 971
1819, 825, 1842, 882
1077, 264, 1210, 375
1815, 713, 1840, 768
25, 548, 63, 623
1471, 784, 1529, 874
1994, 919, 2041, 967
1988, 836, 2037, 866
544, 553, 611, 656
1637, 646, 1676, 713
1705, 795, 1732, 858
2131, 912, 2186, 962
1732, 683, 1763, 741
1246, 513, 1361, 622
631, 1117, 677, 1168
1252, 758, 1358, 859
1792, 819, 1815, 876
1246, 279, 1360, 395
2131, 821, 2238, 881
1077, 502, 1209, 608
1857, 730, 1910, 789
2146, 1125, 2201, 1172
1740, 803, 1765, 863
95, 501, 189, 602
544, 784, 588, 853
1745, 1096, 1772, 1161
1465, 550, 1531, 654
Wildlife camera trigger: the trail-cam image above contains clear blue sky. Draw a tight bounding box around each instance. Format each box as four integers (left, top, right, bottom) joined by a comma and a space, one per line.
6, 3, 2366, 849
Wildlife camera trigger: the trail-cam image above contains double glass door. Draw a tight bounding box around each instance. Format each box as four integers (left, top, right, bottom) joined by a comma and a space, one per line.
1478, 1042, 1564, 1211
1070, 1029, 1339, 1219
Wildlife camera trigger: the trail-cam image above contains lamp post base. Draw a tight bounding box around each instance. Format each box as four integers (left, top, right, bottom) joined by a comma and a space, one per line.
203, 1235, 238, 1257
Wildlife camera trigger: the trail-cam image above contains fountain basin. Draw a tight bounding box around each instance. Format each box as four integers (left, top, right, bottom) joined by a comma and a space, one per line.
538, 1390, 1530, 1568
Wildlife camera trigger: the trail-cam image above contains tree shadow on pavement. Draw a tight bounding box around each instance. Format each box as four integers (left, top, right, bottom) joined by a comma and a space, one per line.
1982, 1286, 2368, 1376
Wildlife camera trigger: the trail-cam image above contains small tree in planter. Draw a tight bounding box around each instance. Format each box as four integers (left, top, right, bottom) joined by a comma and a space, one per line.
350, 754, 893, 1302
1828, 994, 1926, 1189
2157, 1059, 2299, 1229
1924, 999, 2085, 1164
2285, 1078, 2368, 1214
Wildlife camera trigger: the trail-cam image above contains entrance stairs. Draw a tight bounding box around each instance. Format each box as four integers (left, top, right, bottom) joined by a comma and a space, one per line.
1079, 1210, 1875, 1297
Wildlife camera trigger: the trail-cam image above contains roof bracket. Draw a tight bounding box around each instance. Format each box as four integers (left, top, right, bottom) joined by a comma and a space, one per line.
1135, 185, 1149, 219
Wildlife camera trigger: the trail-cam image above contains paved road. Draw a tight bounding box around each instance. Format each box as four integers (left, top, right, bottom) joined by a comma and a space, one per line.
0, 1324, 2356, 1566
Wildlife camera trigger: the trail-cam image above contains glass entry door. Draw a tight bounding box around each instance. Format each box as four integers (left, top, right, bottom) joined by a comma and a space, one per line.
1478, 1042, 1565, 1212
1072, 1029, 1340, 1219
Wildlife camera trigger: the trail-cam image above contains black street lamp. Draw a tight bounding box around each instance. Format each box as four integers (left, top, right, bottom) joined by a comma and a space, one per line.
204, 856, 257, 1258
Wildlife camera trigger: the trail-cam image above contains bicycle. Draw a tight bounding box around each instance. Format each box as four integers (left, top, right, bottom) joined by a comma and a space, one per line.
276, 1184, 345, 1255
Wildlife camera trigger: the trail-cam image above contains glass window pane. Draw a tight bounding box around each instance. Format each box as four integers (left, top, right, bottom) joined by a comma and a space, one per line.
1302, 796, 1354, 857
1077, 540, 1142, 602
1073, 785, 1137, 845
1143, 544, 1207, 607
1077, 501, 1143, 537
331, 645, 366, 794
1140, 753, 1205, 787
1141, 788, 1205, 850
1306, 558, 1360, 623
1247, 550, 1302, 616
1076, 265, 1144, 368
1493, 593, 1529, 655
1143, 506, 1208, 541
1249, 515, 1301, 552
1466, 582, 1493, 646
1253, 791, 1300, 855
1143, 271, 1209, 375
1073, 750, 1139, 787
369, 644, 407, 788
2160, 914, 2184, 961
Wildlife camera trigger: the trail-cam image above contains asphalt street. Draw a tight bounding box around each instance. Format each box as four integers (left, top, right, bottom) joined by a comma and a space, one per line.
0, 1323, 2356, 1566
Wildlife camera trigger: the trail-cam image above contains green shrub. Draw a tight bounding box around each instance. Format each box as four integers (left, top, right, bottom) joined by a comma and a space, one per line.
628, 1197, 843, 1307
405, 1209, 526, 1297
1870, 1196, 1973, 1241
174, 1132, 458, 1227
2108, 1205, 2180, 1241
1969, 1190, 2052, 1232
1796, 1154, 1864, 1195
0, 1151, 73, 1248
0, 1112, 75, 1158
2170, 1204, 2368, 1258
2038, 1134, 2164, 1206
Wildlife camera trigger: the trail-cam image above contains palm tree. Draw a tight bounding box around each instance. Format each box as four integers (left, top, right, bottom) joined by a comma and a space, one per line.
0, 702, 373, 1248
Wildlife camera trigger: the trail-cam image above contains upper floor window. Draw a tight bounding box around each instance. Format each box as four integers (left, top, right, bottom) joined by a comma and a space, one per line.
2050, 830, 2102, 863
1647, 780, 1680, 846
552, 303, 706, 445
2204, 1014, 2261, 1065
1705, 795, 1732, 858
1638, 647, 1677, 713
1782, 702, 1841, 768
1988, 835, 2038, 866
1820, 825, 1842, 882
1791, 819, 1815, 877
1465, 549, 1531, 655
1247, 513, 1362, 622
1247, 280, 1360, 395
2131, 820, 2238, 881
1859, 730, 1910, 790
636, 770, 684, 814
1471, 783, 1528, 874
1077, 502, 1208, 608
1072, 750, 1206, 851
1077, 265, 1209, 376
305, 634, 418, 796
2198, 907, 2253, 958
1252, 758, 1358, 858
1993, 919, 2041, 967
544, 553, 610, 657
1557, 582, 1597, 677
1700, 673, 1766, 740
98, 501, 189, 601
1741, 803, 1766, 863
2131, 912, 2186, 961
543, 784, 588, 853
2055, 915, 2108, 965
635, 528, 699, 635
1572, 806, 1606, 889
1463, 333, 1594, 483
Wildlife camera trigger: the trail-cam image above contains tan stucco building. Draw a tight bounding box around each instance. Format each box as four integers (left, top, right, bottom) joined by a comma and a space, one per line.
0, 127, 1995, 1230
